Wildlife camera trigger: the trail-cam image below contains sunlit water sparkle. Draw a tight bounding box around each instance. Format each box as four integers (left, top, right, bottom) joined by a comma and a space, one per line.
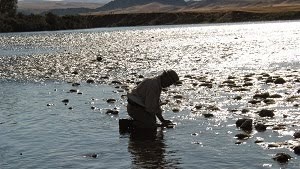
1, 21, 300, 169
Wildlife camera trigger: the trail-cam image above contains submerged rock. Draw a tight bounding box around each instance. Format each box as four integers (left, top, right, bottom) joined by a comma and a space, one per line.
272, 153, 292, 163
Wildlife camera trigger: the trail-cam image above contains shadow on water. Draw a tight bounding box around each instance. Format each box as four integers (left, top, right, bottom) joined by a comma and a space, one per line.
127, 129, 182, 169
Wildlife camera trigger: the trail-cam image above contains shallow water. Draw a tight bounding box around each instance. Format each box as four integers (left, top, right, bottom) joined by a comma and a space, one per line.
1, 21, 300, 169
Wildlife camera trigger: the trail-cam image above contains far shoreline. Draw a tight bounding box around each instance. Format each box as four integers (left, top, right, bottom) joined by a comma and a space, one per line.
1, 9, 300, 33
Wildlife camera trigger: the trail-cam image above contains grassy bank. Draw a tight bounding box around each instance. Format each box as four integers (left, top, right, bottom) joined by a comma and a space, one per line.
1, 10, 300, 33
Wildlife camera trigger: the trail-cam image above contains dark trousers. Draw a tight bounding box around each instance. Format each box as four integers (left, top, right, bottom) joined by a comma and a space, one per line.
127, 103, 157, 129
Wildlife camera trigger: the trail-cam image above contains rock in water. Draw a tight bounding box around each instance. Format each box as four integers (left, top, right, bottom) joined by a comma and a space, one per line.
255, 123, 267, 132
240, 119, 253, 131
272, 153, 292, 163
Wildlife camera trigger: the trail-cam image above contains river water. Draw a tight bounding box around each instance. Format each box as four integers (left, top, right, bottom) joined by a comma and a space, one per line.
0, 21, 300, 169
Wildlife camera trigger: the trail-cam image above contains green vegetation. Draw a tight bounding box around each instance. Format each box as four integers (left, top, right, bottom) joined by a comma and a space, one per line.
0, 0, 18, 16
1, 10, 300, 33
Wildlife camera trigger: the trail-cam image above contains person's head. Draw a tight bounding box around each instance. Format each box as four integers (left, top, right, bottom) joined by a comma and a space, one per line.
160, 70, 179, 88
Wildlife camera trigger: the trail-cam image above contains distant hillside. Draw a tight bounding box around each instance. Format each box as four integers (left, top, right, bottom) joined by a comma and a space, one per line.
18, 1, 104, 15
97, 0, 187, 11
18, 0, 300, 15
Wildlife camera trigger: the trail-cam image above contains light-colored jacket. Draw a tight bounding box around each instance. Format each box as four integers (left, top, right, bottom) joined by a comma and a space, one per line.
128, 76, 162, 116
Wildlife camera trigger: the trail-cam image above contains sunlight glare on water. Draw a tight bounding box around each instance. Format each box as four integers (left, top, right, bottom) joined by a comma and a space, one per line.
0, 21, 300, 169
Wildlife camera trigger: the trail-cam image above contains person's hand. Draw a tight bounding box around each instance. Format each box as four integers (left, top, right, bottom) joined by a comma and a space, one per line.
162, 120, 173, 125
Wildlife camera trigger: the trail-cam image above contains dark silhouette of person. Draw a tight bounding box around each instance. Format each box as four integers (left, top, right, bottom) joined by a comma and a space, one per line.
127, 70, 179, 129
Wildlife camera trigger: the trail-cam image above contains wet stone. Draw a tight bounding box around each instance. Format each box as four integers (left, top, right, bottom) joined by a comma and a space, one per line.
248, 100, 261, 104
253, 92, 270, 99
206, 105, 220, 111
203, 113, 214, 118
269, 94, 282, 98
272, 153, 292, 163
194, 104, 203, 110
69, 89, 78, 93
233, 96, 242, 100
257, 109, 275, 118
254, 139, 264, 144
240, 119, 253, 131
106, 109, 119, 115
236, 118, 248, 128
263, 99, 275, 104
62, 99, 69, 103
272, 125, 286, 130
241, 109, 250, 114
235, 133, 250, 140
111, 80, 122, 85
293, 131, 300, 139
96, 56, 102, 62
107, 99, 116, 103
274, 77, 286, 84
86, 79, 95, 84
255, 123, 267, 132
72, 83, 80, 86
265, 77, 274, 83
293, 146, 300, 155
173, 95, 183, 99
268, 143, 280, 148
172, 108, 180, 113
243, 82, 253, 86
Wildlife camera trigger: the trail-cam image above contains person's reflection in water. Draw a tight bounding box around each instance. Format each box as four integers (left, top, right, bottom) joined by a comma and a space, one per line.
128, 128, 181, 169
